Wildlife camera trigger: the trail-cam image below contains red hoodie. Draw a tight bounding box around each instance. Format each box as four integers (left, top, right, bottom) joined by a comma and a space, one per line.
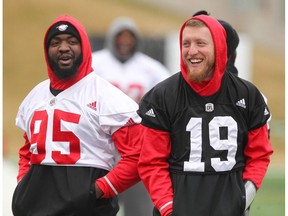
17, 14, 94, 182
180, 15, 227, 97
44, 15, 93, 90
17, 16, 142, 198
138, 15, 272, 216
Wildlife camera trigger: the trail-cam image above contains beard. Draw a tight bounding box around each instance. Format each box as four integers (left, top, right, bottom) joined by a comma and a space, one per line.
49, 55, 83, 80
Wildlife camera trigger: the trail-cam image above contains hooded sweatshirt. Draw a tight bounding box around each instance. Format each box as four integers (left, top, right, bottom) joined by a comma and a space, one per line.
91, 17, 169, 103
44, 15, 93, 90
137, 15, 272, 216
180, 15, 227, 96
15, 15, 143, 199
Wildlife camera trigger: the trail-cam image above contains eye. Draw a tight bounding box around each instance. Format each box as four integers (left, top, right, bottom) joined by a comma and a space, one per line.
49, 39, 60, 47
197, 40, 207, 46
182, 41, 190, 48
68, 37, 80, 45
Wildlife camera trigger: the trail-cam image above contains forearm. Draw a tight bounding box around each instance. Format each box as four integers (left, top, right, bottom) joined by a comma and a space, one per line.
96, 124, 142, 198
96, 157, 140, 198
17, 132, 31, 183
138, 126, 173, 216
242, 124, 273, 189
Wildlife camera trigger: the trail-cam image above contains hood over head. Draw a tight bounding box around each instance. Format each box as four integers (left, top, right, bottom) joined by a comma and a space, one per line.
180, 15, 227, 96
105, 17, 141, 59
44, 15, 93, 90
192, 10, 239, 61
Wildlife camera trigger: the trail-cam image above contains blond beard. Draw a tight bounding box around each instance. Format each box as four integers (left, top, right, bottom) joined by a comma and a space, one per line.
187, 68, 214, 83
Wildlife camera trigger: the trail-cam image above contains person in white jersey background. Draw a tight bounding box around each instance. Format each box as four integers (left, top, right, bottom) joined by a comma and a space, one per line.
91, 16, 170, 216
91, 17, 170, 104
12, 15, 143, 216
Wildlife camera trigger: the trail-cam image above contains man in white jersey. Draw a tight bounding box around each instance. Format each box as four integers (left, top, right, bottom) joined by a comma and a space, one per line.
92, 17, 170, 104
12, 15, 143, 216
92, 17, 170, 216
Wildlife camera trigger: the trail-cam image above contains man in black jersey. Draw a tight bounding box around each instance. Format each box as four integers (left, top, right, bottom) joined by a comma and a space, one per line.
137, 14, 273, 216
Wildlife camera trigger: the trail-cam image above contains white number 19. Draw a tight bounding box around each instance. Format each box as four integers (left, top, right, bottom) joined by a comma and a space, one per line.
184, 116, 237, 172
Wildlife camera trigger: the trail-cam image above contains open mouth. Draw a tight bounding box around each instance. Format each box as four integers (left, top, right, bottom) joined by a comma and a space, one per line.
190, 58, 203, 64
58, 55, 73, 66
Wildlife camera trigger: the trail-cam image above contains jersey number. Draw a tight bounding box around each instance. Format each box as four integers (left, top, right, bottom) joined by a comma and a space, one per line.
183, 116, 237, 172
30, 109, 81, 164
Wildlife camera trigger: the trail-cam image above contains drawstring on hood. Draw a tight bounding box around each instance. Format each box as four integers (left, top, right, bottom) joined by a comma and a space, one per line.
180, 15, 227, 96
105, 17, 141, 62
44, 15, 93, 90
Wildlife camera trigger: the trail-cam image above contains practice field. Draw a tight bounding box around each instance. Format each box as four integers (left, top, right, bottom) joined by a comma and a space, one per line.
249, 168, 285, 216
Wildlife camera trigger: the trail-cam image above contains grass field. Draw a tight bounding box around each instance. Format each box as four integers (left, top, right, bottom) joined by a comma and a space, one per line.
249, 167, 285, 216
3, 0, 285, 215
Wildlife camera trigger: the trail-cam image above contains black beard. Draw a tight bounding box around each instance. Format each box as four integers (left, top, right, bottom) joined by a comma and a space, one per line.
49, 55, 83, 80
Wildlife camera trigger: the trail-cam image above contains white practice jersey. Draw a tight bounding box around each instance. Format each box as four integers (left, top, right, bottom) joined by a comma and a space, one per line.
16, 72, 141, 171
92, 49, 170, 103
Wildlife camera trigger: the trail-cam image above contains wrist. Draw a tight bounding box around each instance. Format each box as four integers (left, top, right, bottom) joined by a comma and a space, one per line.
95, 182, 104, 199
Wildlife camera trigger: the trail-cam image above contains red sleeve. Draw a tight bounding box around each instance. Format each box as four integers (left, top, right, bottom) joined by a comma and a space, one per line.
17, 132, 31, 183
96, 124, 141, 198
242, 124, 273, 189
138, 126, 173, 216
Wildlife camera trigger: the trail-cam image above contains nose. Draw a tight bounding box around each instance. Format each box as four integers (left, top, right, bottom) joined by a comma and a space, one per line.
59, 41, 70, 52
188, 45, 198, 55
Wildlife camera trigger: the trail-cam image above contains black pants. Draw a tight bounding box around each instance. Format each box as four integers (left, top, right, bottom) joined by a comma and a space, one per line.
12, 165, 119, 216
153, 207, 250, 216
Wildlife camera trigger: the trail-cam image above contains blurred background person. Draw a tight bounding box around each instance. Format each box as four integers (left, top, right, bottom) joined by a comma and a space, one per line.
92, 17, 170, 104
91, 16, 170, 216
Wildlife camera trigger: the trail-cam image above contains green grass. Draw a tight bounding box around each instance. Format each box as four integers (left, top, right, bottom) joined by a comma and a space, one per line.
249, 170, 285, 216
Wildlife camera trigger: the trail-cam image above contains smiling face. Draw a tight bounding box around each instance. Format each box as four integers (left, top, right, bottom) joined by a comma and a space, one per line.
181, 23, 215, 83
48, 34, 82, 80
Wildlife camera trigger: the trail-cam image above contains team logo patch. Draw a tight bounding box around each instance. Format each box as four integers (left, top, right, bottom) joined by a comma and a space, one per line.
205, 103, 214, 112
56, 24, 69, 32
49, 98, 56, 106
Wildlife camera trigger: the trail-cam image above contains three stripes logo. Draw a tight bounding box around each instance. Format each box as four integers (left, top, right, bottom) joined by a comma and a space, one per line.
124, 118, 136, 126
87, 101, 97, 111
236, 98, 246, 109
145, 108, 156, 117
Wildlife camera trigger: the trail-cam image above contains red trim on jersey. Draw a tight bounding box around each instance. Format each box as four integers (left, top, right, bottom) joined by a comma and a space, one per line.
96, 124, 142, 198
138, 126, 173, 216
242, 124, 273, 189
17, 133, 31, 183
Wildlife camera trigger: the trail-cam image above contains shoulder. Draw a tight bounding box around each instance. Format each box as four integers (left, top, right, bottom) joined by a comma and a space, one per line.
22, 79, 50, 102
225, 73, 262, 96
86, 73, 139, 112
141, 73, 182, 103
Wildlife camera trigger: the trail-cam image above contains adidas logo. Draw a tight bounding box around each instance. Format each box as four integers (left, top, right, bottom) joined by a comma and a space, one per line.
124, 118, 136, 126
87, 101, 97, 111
236, 98, 246, 108
264, 107, 269, 115
145, 108, 156, 117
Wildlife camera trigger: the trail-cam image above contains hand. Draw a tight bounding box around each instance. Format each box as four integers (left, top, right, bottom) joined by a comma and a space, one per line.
95, 182, 104, 199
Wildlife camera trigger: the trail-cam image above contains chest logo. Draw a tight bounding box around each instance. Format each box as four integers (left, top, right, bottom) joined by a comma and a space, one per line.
145, 108, 156, 117
87, 101, 97, 111
236, 98, 246, 108
205, 103, 214, 112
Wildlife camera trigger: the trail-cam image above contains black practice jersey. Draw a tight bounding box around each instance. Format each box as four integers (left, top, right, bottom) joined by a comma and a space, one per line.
139, 72, 270, 175
138, 72, 270, 215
